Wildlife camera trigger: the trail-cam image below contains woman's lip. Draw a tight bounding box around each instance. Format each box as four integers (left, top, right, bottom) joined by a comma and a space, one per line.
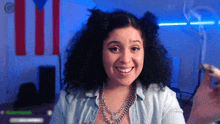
115, 67, 134, 73
116, 67, 134, 69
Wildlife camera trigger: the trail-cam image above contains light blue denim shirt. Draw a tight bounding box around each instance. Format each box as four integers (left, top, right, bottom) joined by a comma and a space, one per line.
50, 81, 186, 124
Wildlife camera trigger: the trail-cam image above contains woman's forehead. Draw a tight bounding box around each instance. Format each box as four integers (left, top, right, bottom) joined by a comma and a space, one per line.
105, 26, 143, 43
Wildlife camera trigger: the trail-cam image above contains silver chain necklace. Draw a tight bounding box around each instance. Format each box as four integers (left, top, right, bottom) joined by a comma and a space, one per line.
100, 84, 136, 124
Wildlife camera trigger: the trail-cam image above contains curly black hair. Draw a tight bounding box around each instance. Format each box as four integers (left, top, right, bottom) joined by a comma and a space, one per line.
63, 8, 171, 94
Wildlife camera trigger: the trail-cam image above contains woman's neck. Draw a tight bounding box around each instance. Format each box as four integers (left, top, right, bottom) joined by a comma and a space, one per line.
103, 81, 135, 97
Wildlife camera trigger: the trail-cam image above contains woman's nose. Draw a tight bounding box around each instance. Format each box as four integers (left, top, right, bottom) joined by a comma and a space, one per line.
119, 50, 131, 64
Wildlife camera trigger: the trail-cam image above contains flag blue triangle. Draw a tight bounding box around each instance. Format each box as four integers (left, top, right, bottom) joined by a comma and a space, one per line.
33, 0, 48, 11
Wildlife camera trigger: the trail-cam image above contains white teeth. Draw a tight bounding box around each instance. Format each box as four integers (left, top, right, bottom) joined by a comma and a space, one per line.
117, 68, 132, 73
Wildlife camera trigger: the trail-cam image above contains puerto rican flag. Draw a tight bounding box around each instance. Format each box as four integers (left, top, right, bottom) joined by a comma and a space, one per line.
15, 0, 60, 56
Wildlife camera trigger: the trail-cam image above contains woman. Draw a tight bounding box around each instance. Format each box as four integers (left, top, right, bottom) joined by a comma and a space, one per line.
50, 8, 220, 124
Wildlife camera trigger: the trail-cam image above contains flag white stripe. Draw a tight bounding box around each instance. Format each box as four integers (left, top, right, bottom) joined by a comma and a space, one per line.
25, 0, 35, 56
44, 0, 53, 55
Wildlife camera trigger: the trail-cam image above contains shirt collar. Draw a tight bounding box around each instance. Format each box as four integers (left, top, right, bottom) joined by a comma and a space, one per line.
136, 80, 145, 100
85, 80, 145, 100
85, 87, 100, 97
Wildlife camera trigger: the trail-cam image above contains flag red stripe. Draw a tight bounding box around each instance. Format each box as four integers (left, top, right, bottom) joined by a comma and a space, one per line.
53, 0, 60, 55
15, 0, 26, 55
35, 7, 45, 55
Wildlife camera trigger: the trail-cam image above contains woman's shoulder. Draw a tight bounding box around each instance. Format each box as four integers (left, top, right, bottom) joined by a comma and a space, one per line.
141, 83, 177, 102
141, 83, 181, 111
59, 88, 99, 103
58, 90, 80, 104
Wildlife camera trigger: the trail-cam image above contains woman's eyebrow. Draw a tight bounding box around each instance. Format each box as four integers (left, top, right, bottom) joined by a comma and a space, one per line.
107, 40, 142, 46
107, 41, 119, 46
130, 40, 141, 44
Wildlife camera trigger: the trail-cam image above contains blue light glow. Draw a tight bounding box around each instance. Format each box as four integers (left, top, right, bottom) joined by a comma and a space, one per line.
159, 23, 187, 26
159, 21, 218, 26
190, 21, 215, 25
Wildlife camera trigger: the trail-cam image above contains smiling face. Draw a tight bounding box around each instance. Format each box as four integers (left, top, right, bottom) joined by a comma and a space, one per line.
102, 26, 144, 87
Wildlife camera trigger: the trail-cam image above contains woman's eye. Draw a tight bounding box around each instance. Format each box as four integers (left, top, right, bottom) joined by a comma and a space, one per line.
108, 47, 119, 52
132, 47, 140, 51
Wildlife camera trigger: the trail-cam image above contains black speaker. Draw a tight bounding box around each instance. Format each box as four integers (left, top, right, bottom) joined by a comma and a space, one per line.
38, 65, 55, 103
14, 82, 41, 109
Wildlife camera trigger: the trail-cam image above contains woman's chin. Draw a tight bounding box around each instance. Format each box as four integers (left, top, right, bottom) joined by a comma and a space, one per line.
111, 80, 134, 87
